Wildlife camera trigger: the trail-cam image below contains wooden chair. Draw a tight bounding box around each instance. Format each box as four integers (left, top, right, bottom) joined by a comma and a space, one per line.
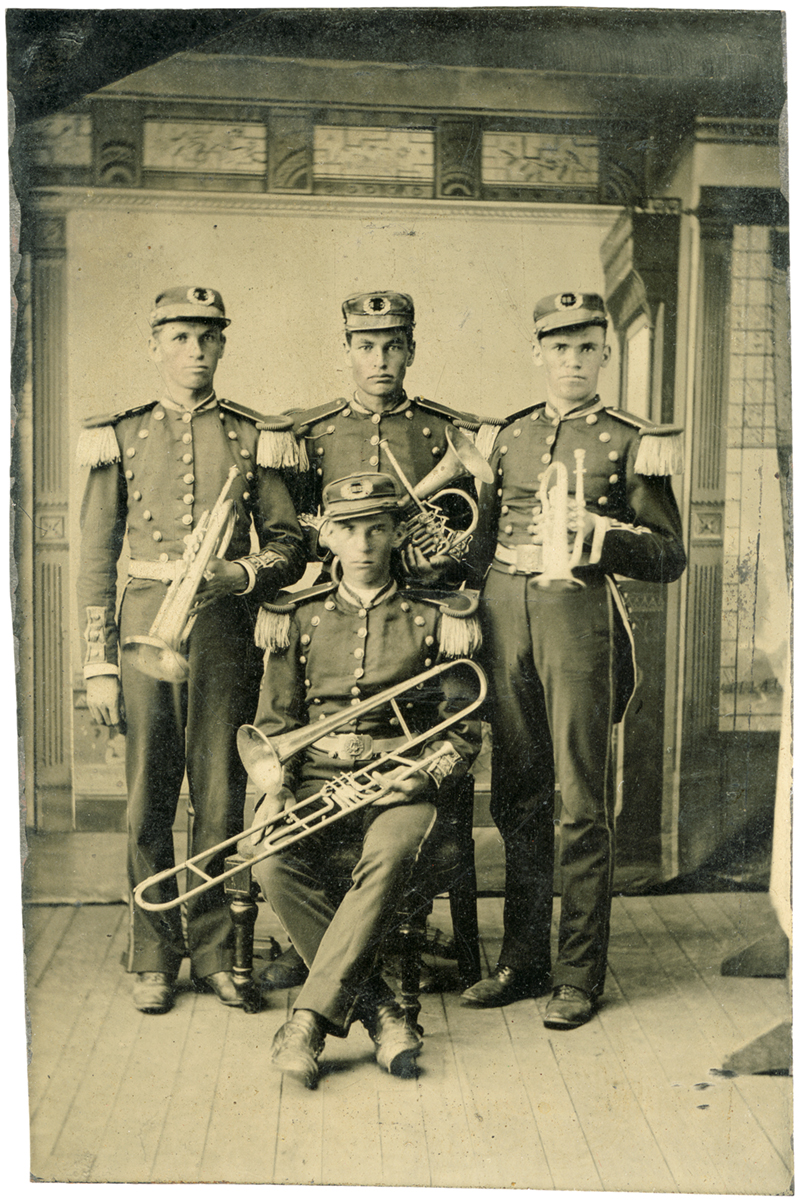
223, 775, 481, 1027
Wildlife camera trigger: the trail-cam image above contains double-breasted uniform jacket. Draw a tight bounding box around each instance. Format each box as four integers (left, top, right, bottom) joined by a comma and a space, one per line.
247, 575, 483, 1032
464, 395, 686, 998
75, 392, 305, 977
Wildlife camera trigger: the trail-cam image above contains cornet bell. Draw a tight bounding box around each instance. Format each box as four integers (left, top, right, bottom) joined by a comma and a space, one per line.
121, 635, 191, 683
237, 724, 285, 796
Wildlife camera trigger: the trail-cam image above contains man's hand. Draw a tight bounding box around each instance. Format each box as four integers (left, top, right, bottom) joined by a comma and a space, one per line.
372, 765, 434, 808
200, 557, 248, 600
401, 544, 455, 584
86, 676, 123, 727
237, 785, 295, 855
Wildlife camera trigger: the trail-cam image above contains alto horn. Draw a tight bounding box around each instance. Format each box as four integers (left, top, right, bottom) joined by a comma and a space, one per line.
121, 466, 239, 683
133, 658, 487, 913
536, 448, 603, 590
380, 425, 493, 561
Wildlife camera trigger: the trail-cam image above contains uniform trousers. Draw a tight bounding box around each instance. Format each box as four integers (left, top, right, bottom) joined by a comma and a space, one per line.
254, 799, 436, 1034
119, 580, 263, 977
481, 569, 618, 997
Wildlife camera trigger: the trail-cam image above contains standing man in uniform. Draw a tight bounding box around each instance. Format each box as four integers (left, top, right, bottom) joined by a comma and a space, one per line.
260, 289, 498, 584
461, 291, 686, 1028
239, 471, 483, 1086
76, 286, 305, 1014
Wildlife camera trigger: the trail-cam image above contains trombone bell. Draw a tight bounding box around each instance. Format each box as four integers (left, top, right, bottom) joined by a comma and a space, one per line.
236, 724, 284, 796
121, 635, 191, 683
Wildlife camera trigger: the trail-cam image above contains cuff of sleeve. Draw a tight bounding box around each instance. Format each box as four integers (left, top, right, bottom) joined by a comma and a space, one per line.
235, 558, 257, 595
84, 663, 120, 679
425, 746, 464, 788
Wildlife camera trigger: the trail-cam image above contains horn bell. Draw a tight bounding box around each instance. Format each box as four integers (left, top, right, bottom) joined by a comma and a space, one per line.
415, 424, 493, 501
236, 725, 285, 796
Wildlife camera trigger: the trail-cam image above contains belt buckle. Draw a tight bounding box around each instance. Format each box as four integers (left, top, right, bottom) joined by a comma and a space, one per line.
338, 732, 373, 761
516, 544, 540, 574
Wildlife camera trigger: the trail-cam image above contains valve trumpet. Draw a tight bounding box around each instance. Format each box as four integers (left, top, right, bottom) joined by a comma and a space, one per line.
379, 425, 493, 561
133, 658, 487, 913
536, 449, 603, 590
121, 466, 239, 683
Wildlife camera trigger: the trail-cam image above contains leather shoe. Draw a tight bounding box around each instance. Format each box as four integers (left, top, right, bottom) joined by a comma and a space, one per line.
193, 970, 244, 1007
133, 972, 174, 1014
543, 985, 594, 1029
362, 1000, 423, 1077
260, 945, 309, 991
461, 965, 547, 1007
271, 1010, 325, 1088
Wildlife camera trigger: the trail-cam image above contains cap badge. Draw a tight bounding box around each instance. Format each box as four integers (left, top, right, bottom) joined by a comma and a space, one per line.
341, 478, 374, 499
557, 293, 580, 310
364, 296, 390, 314
188, 287, 215, 305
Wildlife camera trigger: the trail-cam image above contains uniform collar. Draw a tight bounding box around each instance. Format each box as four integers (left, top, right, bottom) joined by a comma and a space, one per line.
349, 391, 410, 418
337, 577, 398, 611
159, 390, 217, 415
544, 394, 605, 423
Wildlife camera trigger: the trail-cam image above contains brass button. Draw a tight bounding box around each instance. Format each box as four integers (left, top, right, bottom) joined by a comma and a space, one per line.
181, 514, 193, 526
608, 451, 619, 462
132, 491, 141, 500
609, 474, 619, 484
301, 634, 310, 645
425, 658, 432, 667
299, 655, 307, 664
240, 449, 250, 459
425, 635, 435, 646
183, 474, 194, 484
351, 687, 361, 697
311, 616, 320, 627
126, 447, 136, 458
599, 432, 611, 443
369, 456, 379, 466
182, 412, 192, 423
246, 471, 254, 481
354, 667, 364, 679
497, 488, 503, 497
401, 602, 410, 612
546, 435, 555, 446
423, 427, 431, 437
152, 531, 163, 542
228, 431, 238, 440
432, 447, 441, 456
182, 433, 192, 444
586, 414, 598, 425
125, 470, 134, 480
371, 413, 381, 425
327, 425, 336, 434
317, 468, 323, 476
357, 627, 367, 638
343, 409, 351, 417
354, 647, 364, 659
154, 410, 165, 420
513, 428, 521, 437
370, 434, 380, 446
405, 410, 413, 419
497, 467, 504, 477
414, 616, 426, 627
504, 524, 513, 534
358, 608, 367, 617
159, 552, 169, 563
143, 510, 152, 521
541, 453, 551, 464
530, 412, 540, 421
138, 429, 149, 439
324, 600, 335, 611
182, 453, 193, 464
598, 496, 608, 506
499, 445, 508, 455
317, 446, 324, 456
183, 493, 193, 504
304, 679, 311, 688
501, 505, 509, 514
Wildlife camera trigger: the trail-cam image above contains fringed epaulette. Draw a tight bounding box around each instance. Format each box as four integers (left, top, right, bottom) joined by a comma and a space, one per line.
254, 582, 336, 652
606, 409, 685, 476
252, 413, 305, 471
406, 587, 482, 659
76, 401, 156, 468
454, 413, 505, 432
474, 422, 502, 461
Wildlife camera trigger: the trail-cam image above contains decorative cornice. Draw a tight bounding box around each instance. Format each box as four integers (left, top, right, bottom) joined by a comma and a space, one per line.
695, 117, 779, 146
29, 186, 622, 226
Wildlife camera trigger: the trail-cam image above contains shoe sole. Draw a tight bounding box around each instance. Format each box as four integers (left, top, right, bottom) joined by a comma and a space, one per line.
272, 1058, 319, 1088
543, 1012, 593, 1030
383, 1045, 422, 1078
135, 1003, 173, 1014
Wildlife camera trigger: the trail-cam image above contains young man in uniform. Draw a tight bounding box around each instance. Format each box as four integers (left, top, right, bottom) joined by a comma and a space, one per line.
76, 286, 305, 1014
461, 291, 686, 1028
239, 472, 483, 1086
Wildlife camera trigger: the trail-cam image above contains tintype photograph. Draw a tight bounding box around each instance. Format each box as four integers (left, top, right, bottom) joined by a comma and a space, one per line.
8, 6, 792, 1189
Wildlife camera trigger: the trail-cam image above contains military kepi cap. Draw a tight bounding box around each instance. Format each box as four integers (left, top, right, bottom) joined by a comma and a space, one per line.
533, 291, 607, 336
150, 286, 230, 329
322, 473, 405, 519
343, 291, 415, 331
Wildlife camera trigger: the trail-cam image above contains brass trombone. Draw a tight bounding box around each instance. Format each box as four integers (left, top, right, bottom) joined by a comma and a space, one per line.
379, 426, 493, 560
133, 658, 487, 913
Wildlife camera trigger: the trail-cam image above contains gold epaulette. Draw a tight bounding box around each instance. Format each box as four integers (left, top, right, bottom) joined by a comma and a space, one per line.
606, 409, 684, 476
405, 587, 482, 658
254, 582, 336, 652
76, 401, 156, 468
247, 411, 305, 471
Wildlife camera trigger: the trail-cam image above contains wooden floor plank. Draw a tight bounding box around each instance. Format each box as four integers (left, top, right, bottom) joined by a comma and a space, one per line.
318, 1029, 384, 1186
198, 995, 290, 1184
615, 896, 792, 1193
271, 987, 325, 1186
28, 907, 128, 1158
23, 905, 76, 989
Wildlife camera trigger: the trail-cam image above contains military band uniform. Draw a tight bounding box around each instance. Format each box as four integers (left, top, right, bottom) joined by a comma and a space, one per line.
76, 293, 304, 987
248, 572, 482, 1036
464, 292, 686, 1020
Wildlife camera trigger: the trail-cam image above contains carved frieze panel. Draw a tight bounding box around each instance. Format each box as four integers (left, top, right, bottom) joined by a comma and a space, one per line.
313, 125, 434, 182
482, 131, 599, 188
143, 120, 267, 174
21, 114, 92, 166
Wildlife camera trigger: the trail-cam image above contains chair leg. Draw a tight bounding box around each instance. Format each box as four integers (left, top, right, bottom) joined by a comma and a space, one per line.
224, 855, 261, 1013
448, 837, 481, 990
397, 909, 425, 1034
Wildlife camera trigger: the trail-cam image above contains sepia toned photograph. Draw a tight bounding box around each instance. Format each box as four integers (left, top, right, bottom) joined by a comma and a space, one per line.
8, 6, 792, 1189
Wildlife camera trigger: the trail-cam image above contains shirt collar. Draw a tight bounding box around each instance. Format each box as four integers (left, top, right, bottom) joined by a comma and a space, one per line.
337, 577, 398, 611
544, 394, 606, 423
159, 390, 218, 415
349, 391, 410, 417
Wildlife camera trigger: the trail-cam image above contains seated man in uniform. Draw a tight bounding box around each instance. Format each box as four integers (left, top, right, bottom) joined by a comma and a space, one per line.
239, 472, 483, 1086
462, 290, 686, 1028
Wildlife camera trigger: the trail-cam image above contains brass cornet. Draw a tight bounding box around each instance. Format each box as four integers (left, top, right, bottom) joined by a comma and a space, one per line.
536, 449, 603, 590
379, 426, 493, 561
121, 466, 239, 683
133, 658, 487, 913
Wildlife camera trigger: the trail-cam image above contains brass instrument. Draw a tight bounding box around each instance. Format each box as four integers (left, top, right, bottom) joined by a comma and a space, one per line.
536, 449, 603, 590
134, 658, 487, 912
379, 425, 493, 561
121, 466, 239, 683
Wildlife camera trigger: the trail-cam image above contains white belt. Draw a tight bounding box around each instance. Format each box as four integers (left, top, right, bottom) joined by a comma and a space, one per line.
493, 543, 543, 575
127, 559, 181, 582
